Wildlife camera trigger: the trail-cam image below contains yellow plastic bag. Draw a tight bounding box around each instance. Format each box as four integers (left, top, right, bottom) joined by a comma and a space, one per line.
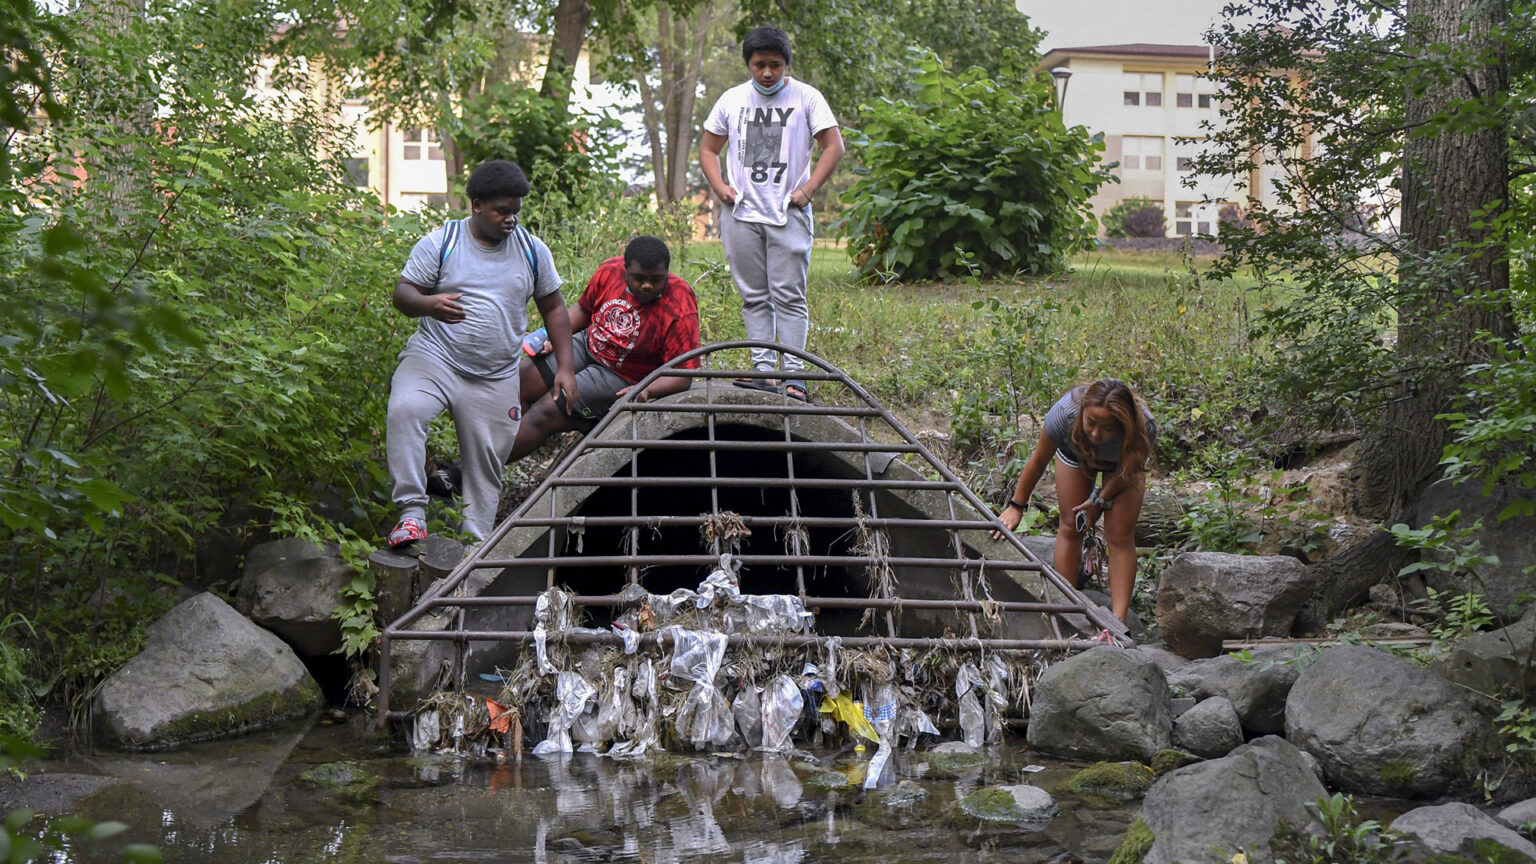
818, 692, 880, 743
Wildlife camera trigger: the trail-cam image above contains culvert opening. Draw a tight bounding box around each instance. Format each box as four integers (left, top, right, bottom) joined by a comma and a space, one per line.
552, 423, 873, 636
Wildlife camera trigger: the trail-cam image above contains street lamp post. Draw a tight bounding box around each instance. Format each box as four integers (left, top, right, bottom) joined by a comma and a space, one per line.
1050, 66, 1073, 113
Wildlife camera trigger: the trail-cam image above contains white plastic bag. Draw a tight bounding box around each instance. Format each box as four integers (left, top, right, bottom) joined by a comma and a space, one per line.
759, 674, 804, 752
532, 670, 596, 755
663, 627, 727, 687
956, 662, 984, 748
733, 685, 764, 748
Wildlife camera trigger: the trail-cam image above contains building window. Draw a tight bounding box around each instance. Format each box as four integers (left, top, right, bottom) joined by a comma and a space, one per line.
1198, 93, 1212, 108
343, 157, 368, 187
1176, 156, 1193, 172
404, 128, 443, 161
1175, 202, 1216, 236
1123, 73, 1163, 108
1175, 74, 1217, 109
1122, 136, 1164, 172
426, 193, 449, 209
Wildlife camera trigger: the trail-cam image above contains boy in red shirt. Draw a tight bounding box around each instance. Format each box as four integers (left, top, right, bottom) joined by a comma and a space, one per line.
509, 235, 700, 460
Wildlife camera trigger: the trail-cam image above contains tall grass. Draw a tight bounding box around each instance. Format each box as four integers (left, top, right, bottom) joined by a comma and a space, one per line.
675, 241, 1273, 477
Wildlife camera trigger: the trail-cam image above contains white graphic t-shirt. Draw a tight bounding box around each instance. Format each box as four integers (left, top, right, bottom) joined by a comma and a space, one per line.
704, 77, 838, 227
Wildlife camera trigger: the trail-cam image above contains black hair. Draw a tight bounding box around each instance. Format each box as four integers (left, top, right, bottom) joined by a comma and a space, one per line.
624, 235, 671, 271
465, 160, 530, 203
742, 26, 792, 66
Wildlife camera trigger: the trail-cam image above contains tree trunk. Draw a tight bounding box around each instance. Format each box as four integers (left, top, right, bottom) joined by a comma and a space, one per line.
1353, 0, 1515, 520
540, 0, 593, 109
636, 0, 715, 204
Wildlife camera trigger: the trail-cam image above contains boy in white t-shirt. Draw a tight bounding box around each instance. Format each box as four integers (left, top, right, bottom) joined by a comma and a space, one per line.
700, 25, 844, 402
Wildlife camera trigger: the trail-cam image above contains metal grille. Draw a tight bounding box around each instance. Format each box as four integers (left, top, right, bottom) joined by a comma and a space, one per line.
378, 341, 1128, 721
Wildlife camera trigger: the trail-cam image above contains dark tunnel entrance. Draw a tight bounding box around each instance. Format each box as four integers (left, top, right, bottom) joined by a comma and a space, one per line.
549, 423, 875, 636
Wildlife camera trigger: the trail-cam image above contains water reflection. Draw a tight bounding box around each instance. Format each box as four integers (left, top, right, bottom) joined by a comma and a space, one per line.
48, 721, 1138, 863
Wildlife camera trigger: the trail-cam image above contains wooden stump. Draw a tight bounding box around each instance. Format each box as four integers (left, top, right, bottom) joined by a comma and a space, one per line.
369, 548, 420, 626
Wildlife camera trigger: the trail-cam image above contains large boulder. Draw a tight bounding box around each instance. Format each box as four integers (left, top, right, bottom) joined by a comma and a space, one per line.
1026, 646, 1172, 761
236, 537, 351, 658
95, 593, 322, 750
1285, 645, 1495, 797
1412, 477, 1536, 616
1166, 646, 1300, 735
1155, 552, 1312, 658
1172, 696, 1244, 759
1139, 736, 1327, 864
1391, 802, 1536, 862
1430, 616, 1536, 698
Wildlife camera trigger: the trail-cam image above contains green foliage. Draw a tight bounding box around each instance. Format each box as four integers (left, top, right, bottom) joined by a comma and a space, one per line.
1408, 585, 1496, 645
1439, 324, 1536, 521
1389, 513, 1502, 610
1271, 794, 1407, 864
837, 49, 1108, 280
1103, 197, 1165, 239
950, 295, 1068, 452
451, 84, 623, 204
0, 617, 41, 740
1495, 699, 1536, 758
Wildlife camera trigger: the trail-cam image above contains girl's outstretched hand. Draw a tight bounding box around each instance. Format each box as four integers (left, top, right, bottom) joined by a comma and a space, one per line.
991, 504, 1023, 540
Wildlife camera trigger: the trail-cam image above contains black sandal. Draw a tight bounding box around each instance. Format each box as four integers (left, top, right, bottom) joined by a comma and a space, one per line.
732, 377, 779, 394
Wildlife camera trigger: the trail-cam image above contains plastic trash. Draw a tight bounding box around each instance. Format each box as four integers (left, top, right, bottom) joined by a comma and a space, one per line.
956, 662, 985, 748
663, 627, 727, 687
822, 637, 842, 697
744, 594, 811, 633
696, 555, 741, 608
675, 682, 735, 749
594, 668, 632, 742
611, 622, 640, 654
759, 674, 804, 751
533, 670, 596, 755
412, 709, 440, 753
733, 685, 764, 748
819, 691, 880, 743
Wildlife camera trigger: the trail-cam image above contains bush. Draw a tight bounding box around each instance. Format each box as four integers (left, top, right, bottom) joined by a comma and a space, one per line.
836, 49, 1108, 280
1103, 196, 1156, 238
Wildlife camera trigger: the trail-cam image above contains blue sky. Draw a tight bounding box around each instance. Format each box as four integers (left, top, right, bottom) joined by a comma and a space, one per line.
1013, 0, 1232, 51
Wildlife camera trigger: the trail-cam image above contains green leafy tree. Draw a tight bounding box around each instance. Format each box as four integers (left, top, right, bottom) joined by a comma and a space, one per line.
836, 50, 1107, 280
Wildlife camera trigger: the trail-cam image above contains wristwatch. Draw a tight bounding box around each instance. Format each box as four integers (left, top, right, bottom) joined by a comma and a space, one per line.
1092, 494, 1113, 510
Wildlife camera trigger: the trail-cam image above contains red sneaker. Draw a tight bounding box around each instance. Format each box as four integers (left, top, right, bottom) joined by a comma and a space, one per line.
387, 517, 427, 548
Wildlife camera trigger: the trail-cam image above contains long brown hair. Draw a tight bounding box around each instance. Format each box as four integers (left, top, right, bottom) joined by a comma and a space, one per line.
1066, 378, 1152, 483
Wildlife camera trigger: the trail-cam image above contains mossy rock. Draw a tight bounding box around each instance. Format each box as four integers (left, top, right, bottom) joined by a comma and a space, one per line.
1151, 749, 1199, 775
1067, 761, 1155, 801
804, 770, 851, 791
853, 781, 931, 830
1107, 817, 1154, 864
299, 761, 380, 799
925, 750, 991, 776
955, 787, 1027, 825
1379, 760, 1416, 792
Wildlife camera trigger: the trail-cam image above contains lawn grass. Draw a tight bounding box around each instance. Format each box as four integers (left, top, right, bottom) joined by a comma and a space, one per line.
676, 240, 1271, 476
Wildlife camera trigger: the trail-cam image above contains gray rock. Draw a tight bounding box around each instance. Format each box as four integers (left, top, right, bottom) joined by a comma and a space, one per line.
1285, 645, 1494, 797
1391, 802, 1536, 861
930, 741, 980, 754
94, 593, 322, 750
1172, 696, 1243, 759
1131, 644, 1193, 674
1498, 797, 1536, 831
236, 537, 351, 658
1169, 696, 1197, 718
1165, 645, 1300, 735
1141, 736, 1327, 864
1412, 477, 1536, 615
1155, 552, 1313, 658
1431, 616, 1536, 698
89, 728, 306, 828
998, 784, 1059, 821
1017, 534, 1056, 565
1026, 646, 1172, 761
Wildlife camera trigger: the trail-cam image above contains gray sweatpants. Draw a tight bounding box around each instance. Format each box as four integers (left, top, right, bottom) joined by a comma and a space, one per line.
720, 206, 814, 378
387, 349, 521, 540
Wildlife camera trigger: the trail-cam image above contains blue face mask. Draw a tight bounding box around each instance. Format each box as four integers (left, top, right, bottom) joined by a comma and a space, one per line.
751, 77, 787, 97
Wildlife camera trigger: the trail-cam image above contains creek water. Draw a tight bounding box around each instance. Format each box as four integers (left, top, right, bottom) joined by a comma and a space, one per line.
38, 717, 1144, 864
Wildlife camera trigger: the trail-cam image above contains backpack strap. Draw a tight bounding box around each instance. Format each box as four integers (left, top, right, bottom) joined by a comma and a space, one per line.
435, 219, 461, 288
511, 224, 540, 287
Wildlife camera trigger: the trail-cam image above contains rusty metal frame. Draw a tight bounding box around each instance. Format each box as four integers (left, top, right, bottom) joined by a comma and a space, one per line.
377, 341, 1127, 723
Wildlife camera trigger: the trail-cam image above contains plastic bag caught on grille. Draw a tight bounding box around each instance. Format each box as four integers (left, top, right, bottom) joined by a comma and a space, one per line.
956, 662, 985, 748
696, 557, 741, 608
411, 709, 440, 753
744, 595, 811, 633
675, 682, 735, 749
732, 685, 764, 748
663, 627, 727, 687
532, 670, 596, 755
759, 674, 804, 752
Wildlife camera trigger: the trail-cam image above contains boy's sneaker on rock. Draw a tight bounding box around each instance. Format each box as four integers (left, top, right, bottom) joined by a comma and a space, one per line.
388, 517, 427, 549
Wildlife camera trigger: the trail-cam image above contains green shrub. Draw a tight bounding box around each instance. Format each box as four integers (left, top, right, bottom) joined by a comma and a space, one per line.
837, 49, 1108, 280
1104, 197, 1165, 239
